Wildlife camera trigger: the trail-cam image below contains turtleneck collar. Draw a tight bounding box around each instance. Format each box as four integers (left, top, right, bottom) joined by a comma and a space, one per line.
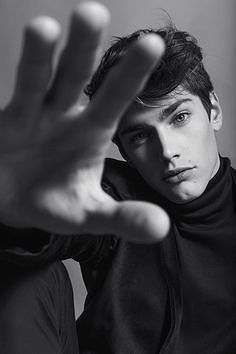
143, 156, 235, 226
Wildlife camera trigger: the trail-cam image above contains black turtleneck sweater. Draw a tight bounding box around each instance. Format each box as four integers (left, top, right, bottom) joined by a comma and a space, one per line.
169, 157, 236, 353
0, 156, 235, 353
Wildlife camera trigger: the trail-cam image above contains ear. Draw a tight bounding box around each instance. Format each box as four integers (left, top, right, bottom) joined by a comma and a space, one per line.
209, 92, 223, 131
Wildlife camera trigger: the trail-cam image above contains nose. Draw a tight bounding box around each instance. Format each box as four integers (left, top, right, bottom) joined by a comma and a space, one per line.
155, 126, 180, 162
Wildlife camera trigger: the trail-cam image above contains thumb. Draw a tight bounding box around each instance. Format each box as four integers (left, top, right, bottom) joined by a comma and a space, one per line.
95, 199, 170, 243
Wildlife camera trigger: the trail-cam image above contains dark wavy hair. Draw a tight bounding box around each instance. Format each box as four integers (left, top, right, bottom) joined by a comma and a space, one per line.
85, 26, 214, 144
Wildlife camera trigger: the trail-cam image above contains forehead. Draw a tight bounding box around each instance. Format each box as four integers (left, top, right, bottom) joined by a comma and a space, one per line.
118, 89, 199, 132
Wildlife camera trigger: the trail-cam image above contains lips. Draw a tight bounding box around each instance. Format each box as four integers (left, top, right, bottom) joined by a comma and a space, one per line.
162, 167, 194, 182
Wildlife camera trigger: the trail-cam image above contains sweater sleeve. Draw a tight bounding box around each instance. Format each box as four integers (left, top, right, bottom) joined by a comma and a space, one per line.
0, 222, 116, 269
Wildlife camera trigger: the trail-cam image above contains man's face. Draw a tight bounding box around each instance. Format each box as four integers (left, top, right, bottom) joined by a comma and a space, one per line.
117, 89, 222, 204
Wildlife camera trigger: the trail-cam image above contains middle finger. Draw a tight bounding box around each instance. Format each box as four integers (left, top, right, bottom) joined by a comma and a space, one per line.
47, 2, 110, 112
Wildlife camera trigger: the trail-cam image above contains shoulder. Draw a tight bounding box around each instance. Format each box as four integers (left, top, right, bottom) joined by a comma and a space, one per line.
102, 158, 142, 200
231, 166, 236, 186
228, 158, 236, 181
230, 165, 236, 176
102, 157, 159, 202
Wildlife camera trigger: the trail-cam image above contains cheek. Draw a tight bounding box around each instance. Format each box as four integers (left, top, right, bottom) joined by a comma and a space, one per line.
184, 122, 219, 185
185, 119, 216, 160
198, 127, 217, 163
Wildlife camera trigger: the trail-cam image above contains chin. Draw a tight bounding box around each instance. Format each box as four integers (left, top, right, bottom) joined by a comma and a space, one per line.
166, 181, 207, 204
170, 194, 197, 204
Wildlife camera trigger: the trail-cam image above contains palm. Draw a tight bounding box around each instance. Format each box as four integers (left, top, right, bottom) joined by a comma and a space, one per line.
0, 2, 169, 242
0, 102, 108, 232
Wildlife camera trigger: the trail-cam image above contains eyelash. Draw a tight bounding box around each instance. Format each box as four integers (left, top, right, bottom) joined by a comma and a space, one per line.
130, 130, 151, 144
172, 111, 191, 126
129, 111, 191, 144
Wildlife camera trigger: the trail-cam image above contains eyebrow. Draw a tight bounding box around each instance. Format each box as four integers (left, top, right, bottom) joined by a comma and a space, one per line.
120, 123, 150, 136
160, 98, 192, 120
120, 98, 192, 136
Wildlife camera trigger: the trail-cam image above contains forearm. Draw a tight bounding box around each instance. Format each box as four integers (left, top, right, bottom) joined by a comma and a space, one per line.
0, 219, 110, 268
0, 221, 55, 266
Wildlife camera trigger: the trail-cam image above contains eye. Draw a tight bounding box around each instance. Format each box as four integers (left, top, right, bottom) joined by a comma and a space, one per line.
130, 129, 151, 144
172, 112, 190, 126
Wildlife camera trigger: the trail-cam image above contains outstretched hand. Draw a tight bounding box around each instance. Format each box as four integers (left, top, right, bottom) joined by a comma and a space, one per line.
0, 1, 170, 243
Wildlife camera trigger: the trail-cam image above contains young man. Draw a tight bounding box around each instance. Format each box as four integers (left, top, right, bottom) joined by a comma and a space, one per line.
76, 26, 236, 354
0, 2, 235, 354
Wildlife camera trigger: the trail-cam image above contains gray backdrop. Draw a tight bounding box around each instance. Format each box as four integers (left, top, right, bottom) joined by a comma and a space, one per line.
0, 0, 235, 317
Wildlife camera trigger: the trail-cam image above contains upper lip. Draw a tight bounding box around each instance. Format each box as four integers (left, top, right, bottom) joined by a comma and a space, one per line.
162, 167, 194, 180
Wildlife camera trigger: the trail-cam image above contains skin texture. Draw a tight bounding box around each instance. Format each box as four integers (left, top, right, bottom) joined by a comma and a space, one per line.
0, 2, 170, 243
118, 88, 223, 204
